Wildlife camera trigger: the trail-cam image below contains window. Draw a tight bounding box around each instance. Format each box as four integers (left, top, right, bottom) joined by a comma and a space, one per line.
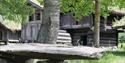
29, 12, 41, 21
35, 12, 41, 20
29, 14, 34, 21
80, 35, 87, 46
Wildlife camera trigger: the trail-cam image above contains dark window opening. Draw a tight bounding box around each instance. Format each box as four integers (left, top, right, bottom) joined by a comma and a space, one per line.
17, 31, 21, 38
107, 21, 112, 26
29, 14, 34, 21
76, 21, 78, 25
35, 12, 41, 20
0, 31, 2, 40
107, 16, 113, 26
80, 35, 87, 46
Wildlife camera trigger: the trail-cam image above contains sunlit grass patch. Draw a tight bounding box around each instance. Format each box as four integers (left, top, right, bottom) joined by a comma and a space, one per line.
118, 43, 125, 48
69, 48, 125, 63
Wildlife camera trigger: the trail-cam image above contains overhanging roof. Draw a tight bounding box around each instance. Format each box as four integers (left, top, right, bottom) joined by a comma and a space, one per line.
109, 7, 125, 15
113, 16, 125, 28
27, 0, 43, 10
0, 20, 21, 31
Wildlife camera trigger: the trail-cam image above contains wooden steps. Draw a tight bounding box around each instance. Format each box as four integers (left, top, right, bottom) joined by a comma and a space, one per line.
57, 30, 71, 45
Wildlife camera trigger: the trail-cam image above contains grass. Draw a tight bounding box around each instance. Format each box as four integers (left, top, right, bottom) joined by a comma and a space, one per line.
118, 43, 125, 48
68, 48, 125, 63
36, 43, 125, 63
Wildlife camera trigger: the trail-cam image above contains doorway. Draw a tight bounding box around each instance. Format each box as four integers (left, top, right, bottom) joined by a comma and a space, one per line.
80, 35, 87, 46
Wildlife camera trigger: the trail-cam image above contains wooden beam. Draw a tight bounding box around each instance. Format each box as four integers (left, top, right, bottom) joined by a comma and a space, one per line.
0, 43, 105, 60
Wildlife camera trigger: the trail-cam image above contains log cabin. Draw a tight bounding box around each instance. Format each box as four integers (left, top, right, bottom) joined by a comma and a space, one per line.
0, 19, 21, 43
22, 0, 125, 46
21, 0, 71, 45
60, 11, 125, 47
21, 0, 43, 42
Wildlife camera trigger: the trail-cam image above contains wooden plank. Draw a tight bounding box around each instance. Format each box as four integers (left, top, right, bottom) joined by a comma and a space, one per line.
58, 33, 70, 37
0, 40, 7, 45
0, 43, 105, 60
100, 38, 116, 41
57, 40, 71, 43
57, 37, 71, 40
100, 44, 117, 46
100, 40, 116, 43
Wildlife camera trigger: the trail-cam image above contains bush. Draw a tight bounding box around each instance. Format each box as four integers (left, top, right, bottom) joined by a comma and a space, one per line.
118, 33, 125, 48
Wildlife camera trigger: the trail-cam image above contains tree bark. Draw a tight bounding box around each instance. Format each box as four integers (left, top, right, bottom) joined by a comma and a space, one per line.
36, 0, 62, 63
94, 0, 101, 48
37, 0, 60, 44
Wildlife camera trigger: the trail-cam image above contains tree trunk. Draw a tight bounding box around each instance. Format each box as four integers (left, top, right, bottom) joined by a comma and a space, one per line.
36, 0, 62, 63
94, 0, 101, 48
37, 0, 60, 44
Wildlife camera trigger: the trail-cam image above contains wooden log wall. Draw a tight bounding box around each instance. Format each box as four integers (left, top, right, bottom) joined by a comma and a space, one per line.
60, 13, 76, 29
87, 31, 118, 46
68, 29, 118, 47
60, 13, 93, 29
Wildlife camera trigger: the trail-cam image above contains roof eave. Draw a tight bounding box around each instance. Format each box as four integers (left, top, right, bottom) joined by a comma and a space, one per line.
27, 0, 43, 10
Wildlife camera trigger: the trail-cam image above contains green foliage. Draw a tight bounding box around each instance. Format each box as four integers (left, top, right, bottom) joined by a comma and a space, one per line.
61, 0, 94, 21
0, 0, 35, 24
69, 50, 125, 63
118, 33, 125, 48
61, 0, 125, 21
119, 33, 125, 43
1, 0, 125, 24
119, 35, 125, 43
37, 0, 44, 5
115, 0, 125, 8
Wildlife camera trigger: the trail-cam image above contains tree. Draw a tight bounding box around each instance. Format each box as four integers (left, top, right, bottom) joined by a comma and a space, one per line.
37, 0, 60, 44
94, 0, 101, 47
0, 0, 35, 25
118, 33, 125, 48
36, 0, 64, 63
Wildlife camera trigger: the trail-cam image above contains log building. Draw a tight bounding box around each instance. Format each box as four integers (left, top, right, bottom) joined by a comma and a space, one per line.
60, 12, 124, 46
21, 0, 71, 45
21, 0, 125, 46
0, 20, 21, 43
